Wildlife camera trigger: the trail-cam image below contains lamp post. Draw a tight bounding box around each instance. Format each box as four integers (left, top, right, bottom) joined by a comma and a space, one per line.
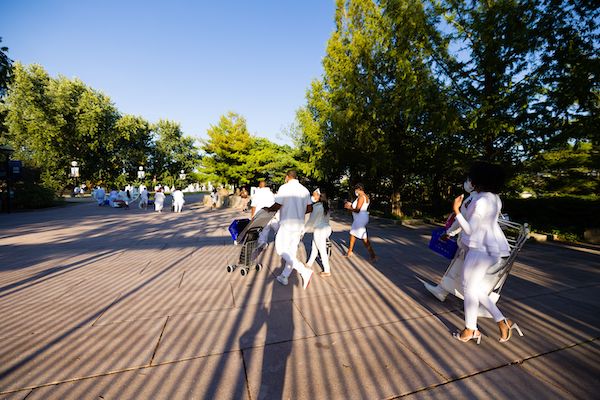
0, 145, 14, 213
69, 161, 80, 189
137, 166, 145, 180
179, 169, 186, 181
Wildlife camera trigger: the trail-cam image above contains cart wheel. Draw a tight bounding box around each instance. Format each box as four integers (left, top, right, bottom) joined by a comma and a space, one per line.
226, 265, 235, 273
255, 263, 263, 271
240, 268, 249, 276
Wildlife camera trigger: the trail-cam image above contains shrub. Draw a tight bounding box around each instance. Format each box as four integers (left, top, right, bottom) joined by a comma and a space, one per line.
502, 196, 600, 240
13, 183, 57, 209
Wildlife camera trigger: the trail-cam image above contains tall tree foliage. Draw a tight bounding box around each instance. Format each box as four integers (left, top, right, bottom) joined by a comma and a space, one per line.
202, 112, 298, 187
0, 37, 12, 137
150, 119, 199, 183
296, 0, 599, 215
2, 63, 200, 191
297, 0, 460, 215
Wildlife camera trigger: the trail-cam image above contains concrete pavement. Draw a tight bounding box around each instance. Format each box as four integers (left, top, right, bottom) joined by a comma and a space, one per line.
0, 195, 598, 399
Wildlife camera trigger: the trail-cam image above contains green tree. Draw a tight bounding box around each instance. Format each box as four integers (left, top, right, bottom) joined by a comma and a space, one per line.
0, 37, 13, 137
201, 112, 255, 187
150, 119, 199, 185
296, 0, 460, 215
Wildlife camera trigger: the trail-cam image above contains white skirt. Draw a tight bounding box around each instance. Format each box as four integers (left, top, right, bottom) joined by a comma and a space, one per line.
350, 212, 369, 239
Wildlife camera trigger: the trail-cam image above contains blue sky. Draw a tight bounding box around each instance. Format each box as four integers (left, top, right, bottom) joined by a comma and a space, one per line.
0, 0, 336, 144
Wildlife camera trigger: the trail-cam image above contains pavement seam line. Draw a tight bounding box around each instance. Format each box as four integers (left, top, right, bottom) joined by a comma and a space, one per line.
379, 324, 450, 382
240, 349, 253, 400
387, 336, 600, 399
229, 281, 236, 308
292, 299, 318, 337
149, 316, 170, 366
178, 270, 186, 288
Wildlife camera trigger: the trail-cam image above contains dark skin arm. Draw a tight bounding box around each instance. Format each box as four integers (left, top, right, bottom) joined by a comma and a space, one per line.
263, 203, 313, 214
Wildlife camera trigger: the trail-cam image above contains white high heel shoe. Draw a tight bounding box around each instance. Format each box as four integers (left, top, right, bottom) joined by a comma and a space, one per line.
499, 319, 524, 343
453, 329, 482, 345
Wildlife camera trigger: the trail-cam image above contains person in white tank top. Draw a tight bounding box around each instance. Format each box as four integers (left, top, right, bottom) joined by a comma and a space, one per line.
344, 183, 377, 262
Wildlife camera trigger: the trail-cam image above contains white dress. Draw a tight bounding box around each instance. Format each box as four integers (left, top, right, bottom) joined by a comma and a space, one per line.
154, 192, 166, 212
350, 196, 369, 239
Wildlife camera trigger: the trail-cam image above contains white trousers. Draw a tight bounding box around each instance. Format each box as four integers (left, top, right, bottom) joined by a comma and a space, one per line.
306, 226, 332, 273
173, 201, 184, 212
258, 217, 280, 246
463, 249, 505, 329
275, 227, 307, 278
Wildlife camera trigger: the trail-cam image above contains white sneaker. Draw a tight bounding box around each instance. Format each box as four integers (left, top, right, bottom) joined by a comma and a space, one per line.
276, 275, 288, 286
300, 268, 313, 290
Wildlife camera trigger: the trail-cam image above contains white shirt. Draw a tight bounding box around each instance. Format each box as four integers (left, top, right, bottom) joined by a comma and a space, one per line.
274, 179, 311, 231
172, 190, 185, 203
251, 187, 275, 211
304, 202, 330, 232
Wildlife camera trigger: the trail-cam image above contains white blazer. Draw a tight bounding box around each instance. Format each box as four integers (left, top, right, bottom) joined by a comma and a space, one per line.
455, 192, 510, 257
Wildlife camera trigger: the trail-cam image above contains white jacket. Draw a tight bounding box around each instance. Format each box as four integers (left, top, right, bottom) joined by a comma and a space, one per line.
455, 192, 510, 257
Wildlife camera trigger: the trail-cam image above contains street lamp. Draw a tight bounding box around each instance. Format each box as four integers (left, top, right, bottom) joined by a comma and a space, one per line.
0, 145, 14, 213
69, 161, 80, 188
137, 166, 145, 180
179, 169, 186, 180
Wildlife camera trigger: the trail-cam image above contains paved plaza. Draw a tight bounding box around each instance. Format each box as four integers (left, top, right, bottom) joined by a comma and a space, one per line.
0, 195, 598, 399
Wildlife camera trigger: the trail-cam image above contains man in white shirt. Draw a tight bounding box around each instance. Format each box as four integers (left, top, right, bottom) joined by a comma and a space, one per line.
263, 170, 314, 289
251, 180, 275, 218
172, 188, 185, 212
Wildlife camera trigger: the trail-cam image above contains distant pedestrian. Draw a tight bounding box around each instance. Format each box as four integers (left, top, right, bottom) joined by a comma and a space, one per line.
139, 187, 149, 209
210, 188, 218, 210
344, 183, 377, 262
172, 188, 185, 213
95, 186, 106, 206
240, 186, 250, 211
154, 188, 166, 213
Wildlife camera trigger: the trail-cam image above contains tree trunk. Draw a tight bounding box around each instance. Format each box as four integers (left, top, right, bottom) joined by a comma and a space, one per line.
391, 190, 403, 218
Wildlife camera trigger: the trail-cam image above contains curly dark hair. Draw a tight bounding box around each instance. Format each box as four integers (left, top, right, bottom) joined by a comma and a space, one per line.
468, 161, 505, 194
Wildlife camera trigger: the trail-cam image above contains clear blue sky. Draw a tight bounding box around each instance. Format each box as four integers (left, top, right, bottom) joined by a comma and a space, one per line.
0, 0, 336, 145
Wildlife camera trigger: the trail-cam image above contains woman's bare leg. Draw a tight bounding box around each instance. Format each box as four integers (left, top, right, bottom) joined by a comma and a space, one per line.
347, 235, 356, 256
363, 238, 377, 261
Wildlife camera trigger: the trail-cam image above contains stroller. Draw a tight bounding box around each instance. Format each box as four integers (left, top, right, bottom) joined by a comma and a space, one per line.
226, 209, 277, 276
418, 218, 529, 318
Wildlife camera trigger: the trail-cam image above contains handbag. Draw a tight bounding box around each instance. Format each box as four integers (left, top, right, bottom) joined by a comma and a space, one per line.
429, 227, 458, 259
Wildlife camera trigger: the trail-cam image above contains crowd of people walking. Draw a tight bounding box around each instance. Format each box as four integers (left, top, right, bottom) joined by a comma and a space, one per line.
86, 160, 519, 345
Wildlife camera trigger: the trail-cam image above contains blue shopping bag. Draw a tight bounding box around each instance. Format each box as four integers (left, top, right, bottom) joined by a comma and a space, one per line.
429, 227, 458, 259
228, 218, 250, 242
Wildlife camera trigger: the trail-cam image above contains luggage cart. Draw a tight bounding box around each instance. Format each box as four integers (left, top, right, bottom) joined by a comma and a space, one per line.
226, 209, 277, 276
418, 218, 529, 317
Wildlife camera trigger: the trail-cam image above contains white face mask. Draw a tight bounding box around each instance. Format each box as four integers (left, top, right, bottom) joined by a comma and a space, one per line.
355, 191, 359, 197
311, 196, 319, 203
463, 179, 474, 193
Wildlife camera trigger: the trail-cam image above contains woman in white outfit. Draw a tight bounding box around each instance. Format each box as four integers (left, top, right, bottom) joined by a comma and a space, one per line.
452, 162, 522, 344
305, 189, 332, 277
154, 188, 166, 213
139, 188, 149, 209
344, 183, 377, 262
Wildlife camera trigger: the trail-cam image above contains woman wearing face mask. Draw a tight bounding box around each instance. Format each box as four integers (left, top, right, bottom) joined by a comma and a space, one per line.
344, 183, 377, 262
304, 189, 332, 276
425, 178, 477, 302
451, 161, 521, 344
